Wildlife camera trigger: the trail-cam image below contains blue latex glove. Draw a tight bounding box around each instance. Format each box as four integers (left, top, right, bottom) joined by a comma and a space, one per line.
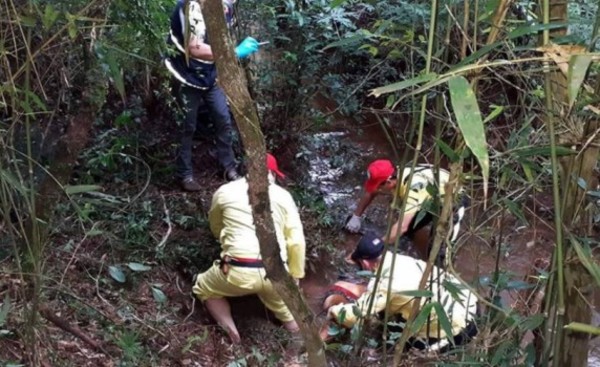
235, 37, 259, 59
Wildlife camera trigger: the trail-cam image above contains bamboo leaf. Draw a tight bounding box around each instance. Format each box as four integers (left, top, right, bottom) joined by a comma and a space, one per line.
432, 303, 455, 345
483, 105, 504, 124
448, 76, 489, 198
435, 138, 460, 162
322, 33, 369, 51
410, 302, 435, 335
520, 314, 545, 331
397, 289, 434, 298
64, 185, 102, 195
568, 55, 594, 109
510, 145, 576, 158
369, 73, 437, 98
564, 322, 600, 336
570, 235, 600, 287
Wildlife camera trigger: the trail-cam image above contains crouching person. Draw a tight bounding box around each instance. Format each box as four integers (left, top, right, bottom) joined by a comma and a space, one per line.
192, 154, 305, 343
326, 233, 478, 352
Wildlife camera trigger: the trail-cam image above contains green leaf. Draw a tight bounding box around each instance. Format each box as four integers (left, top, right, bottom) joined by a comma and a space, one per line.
397, 289, 434, 298
506, 280, 535, 290
432, 302, 455, 344
568, 55, 593, 109
502, 198, 528, 224
66, 13, 77, 39
64, 185, 102, 195
410, 302, 435, 335
43, 4, 59, 30
570, 235, 600, 287
128, 262, 151, 272
520, 314, 545, 331
483, 104, 504, 124
151, 287, 167, 304
510, 145, 576, 158
0, 296, 11, 327
108, 266, 126, 283
330, 0, 347, 8
322, 33, 369, 51
435, 138, 460, 162
369, 73, 437, 98
95, 42, 125, 100
448, 76, 489, 198
564, 322, 600, 336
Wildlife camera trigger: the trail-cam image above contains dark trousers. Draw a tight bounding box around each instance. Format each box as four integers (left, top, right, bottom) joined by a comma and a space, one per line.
176, 83, 236, 179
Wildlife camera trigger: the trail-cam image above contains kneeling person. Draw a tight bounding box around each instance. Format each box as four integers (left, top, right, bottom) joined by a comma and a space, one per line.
327, 233, 478, 351
192, 154, 305, 343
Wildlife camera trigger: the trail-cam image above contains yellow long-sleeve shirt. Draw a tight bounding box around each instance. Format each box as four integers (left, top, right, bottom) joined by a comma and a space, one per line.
208, 178, 306, 279
329, 252, 477, 339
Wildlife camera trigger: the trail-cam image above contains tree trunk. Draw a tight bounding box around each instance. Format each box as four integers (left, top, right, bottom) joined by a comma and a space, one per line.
199, 1, 327, 365
541, 1, 597, 364
558, 120, 599, 367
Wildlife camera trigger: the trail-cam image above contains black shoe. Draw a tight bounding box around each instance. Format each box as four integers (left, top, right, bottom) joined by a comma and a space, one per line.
181, 177, 202, 192
224, 167, 241, 182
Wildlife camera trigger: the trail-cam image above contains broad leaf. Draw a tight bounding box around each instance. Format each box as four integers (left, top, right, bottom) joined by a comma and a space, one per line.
151, 287, 167, 304
128, 262, 151, 272
448, 76, 489, 198
568, 55, 593, 109
330, 0, 347, 8
108, 266, 126, 283
571, 235, 600, 287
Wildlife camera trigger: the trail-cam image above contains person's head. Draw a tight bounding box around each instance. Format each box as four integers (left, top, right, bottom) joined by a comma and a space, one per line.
223, 0, 235, 22
364, 160, 397, 194
350, 232, 385, 270
266, 153, 285, 182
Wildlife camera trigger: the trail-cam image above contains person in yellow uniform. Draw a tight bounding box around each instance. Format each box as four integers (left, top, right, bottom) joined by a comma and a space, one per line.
344, 160, 451, 257
327, 233, 478, 351
192, 154, 305, 343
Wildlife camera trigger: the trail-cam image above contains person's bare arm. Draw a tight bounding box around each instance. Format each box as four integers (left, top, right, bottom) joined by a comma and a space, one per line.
383, 211, 416, 244
353, 192, 377, 216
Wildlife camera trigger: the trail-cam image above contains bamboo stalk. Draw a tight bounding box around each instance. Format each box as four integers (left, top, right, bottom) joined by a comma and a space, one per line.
541, 1, 566, 366
391, 0, 440, 362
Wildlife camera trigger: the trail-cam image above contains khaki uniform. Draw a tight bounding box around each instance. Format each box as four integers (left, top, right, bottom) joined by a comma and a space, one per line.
329, 251, 477, 339
397, 165, 450, 216
193, 178, 306, 322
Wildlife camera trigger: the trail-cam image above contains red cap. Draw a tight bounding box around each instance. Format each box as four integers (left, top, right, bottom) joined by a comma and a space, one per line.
266, 153, 285, 178
364, 160, 394, 193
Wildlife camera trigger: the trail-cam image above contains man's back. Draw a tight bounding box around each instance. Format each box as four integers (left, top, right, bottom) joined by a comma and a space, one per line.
208, 178, 305, 269
373, 252, 477, 337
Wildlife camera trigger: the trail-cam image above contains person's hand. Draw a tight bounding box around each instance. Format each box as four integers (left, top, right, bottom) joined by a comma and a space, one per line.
235, 37, 259, 59
344, 214, 362, 233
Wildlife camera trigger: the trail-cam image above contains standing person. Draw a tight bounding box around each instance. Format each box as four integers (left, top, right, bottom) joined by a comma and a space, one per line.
325, 233, 478, 351
192, 154, 306, 343
165, 0, 261, 191
344, 160, 450, 253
